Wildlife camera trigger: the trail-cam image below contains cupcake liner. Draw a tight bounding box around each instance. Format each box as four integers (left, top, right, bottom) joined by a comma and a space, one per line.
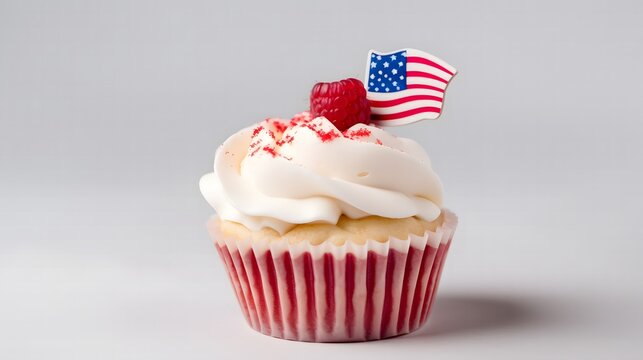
209, 210, 457, 342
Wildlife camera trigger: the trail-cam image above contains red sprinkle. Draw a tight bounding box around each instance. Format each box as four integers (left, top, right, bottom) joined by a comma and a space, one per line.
262, 146, 278, 157
344, 128, 371, 139
276, 134, 294, 147
251, 124, 275, 142
376, 138, 383, 145
304, 123, 340, 143
290, 112, 313, 127
271, 120, 288, 133
251, 125, 264, 138
265, 117, 289, 134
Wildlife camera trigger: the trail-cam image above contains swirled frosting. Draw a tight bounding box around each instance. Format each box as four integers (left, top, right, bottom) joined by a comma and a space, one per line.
199, 112, 444, 234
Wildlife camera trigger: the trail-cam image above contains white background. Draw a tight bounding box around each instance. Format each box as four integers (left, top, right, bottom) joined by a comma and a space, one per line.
1, 0, 642, 359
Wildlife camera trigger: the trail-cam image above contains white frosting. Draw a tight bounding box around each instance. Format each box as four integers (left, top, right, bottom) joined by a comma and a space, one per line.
199, 113, 444, 234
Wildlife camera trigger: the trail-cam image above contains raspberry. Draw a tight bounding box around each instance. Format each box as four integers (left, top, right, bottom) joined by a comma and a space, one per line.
309, 78, 371, 132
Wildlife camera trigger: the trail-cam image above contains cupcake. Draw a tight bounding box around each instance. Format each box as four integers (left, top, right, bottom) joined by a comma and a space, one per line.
200, 52, 457, 342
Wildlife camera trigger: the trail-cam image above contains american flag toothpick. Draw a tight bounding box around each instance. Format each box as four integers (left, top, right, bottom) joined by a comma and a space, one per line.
365, 48, 457, 126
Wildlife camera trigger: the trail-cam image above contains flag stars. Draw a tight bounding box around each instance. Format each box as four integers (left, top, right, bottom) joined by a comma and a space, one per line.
367, 50, 407, 93
401, 52, 407, 57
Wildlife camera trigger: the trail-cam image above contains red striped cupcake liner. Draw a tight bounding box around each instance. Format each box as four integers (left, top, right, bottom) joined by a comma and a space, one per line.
208, 210, 457, 342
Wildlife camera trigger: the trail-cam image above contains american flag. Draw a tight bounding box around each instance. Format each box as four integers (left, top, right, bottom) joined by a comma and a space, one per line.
365, 48, 457, 125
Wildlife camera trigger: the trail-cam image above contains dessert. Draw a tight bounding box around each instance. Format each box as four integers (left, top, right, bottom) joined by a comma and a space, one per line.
199, 49, 457, 342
